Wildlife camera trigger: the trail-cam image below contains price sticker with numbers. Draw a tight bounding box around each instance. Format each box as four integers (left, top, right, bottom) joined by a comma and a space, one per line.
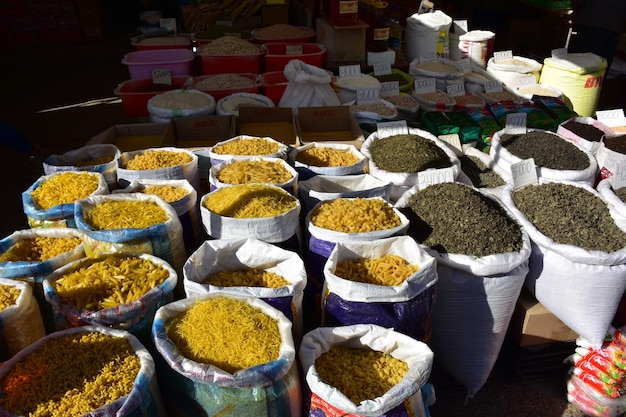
596, 109, 626, 128
377, 120, 408, 138
457, 57, 472, 72
612, 164, 626, 190
152, 69, 172, 85
285, 45, 303, 55
511, 158, 538, 190
420, 52, 438, 63
380, 81, 400, 97
446, 82, 465, 97
418, 167, 455, 189
438, 134, 462, 153
414, 78, 436, 94
484, 80, 503, 93
517, 75, 537, 88
357, 87, 380, 104
339, 64, 362, 79
505, 112, 527, 135
493, 50, 513, 63
373, 62, 392, 76
551, 47, 568, 58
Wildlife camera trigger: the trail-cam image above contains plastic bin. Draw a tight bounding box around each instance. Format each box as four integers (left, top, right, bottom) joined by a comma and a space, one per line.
260, 71, 289, 105
263, 43, 327, 72
198, 51, 264, 75
114, 76, 193, 117
190, 73, 260, 101
122, 49, 196, 79
193, 28, 253, 46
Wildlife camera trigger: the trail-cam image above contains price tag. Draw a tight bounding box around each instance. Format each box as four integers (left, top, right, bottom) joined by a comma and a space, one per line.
551, 47, 568, 58
453, 20, 468, 35
438, 134, 462, 153
414, 78, 436, 94
418, 167, 455, 189
457, 58, 472, 72
446, 82, 465, 97
339, 64, 362, 79
380, 81, 400, 97
356, 87, 380, 104
493, 50, 513, 63
373, 62, 392, 76
505, 112, 527, 135
612, 164, 626, 190
285, 45, 303, 55
160, 18, 177, 34
152, 69, 172, 85
484, 80, 503, 93
596, 109, 626, 128
517, 75, 537, 88
511, 158, 538, 190
420, 52, 438, 63
377, 120, 408, 138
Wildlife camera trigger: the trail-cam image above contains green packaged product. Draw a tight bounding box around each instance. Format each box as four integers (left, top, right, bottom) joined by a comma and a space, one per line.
488, 101, 519, 126
421, 111, 459, 137
532, 96, 577, 124
444, 111, 482, 143
466, 107, 502, 145
514, 101, 558, 131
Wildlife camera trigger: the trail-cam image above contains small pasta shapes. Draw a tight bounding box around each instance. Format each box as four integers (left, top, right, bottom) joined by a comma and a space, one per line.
212, 137, 279, 156
334, 255, 419, 286
0, 236, 82, 262
0, 283, 21, 311
311, 198, 401, 233
295, 147, 360, 167
84, 200, 168, 230
203, 184, 297, 218
140, 185, 190, 203
31, 172, 100, 210
204, 269, 290, 288
125, 150, 192, 170
216, 159, 293, 185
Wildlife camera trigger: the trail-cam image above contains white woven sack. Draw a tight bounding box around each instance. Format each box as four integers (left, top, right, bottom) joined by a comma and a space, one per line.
216, 92, 274, 116
290, 142, 367, 177
557, 116, 613, 156
209, 157, 298, 195
501, 180, 626, 349
597, 177, 626, 218
147, 89, 216, 120
595, 140, 626, 182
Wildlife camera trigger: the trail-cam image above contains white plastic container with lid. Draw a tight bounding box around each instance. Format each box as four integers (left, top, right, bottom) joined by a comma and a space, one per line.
458, 30, 495, 68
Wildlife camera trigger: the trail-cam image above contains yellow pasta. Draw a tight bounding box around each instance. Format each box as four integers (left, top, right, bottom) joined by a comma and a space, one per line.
216, 160, 293, 185
335, 255, 419, 286
84, 200, 168, 230
212, 137, 280, 156
166, 297, 281, 373
203, 184, 297, 218
315, 345, 408, 404
53, 255, 170, 311
295, 147, 360, 167
140, 185, 190, 203
0, 236, 81, 262
31, 172, 100, 210
125, 150, 192, 170
0, 331, 140, 417
0, 283, 21, 311
205, 268, 290, 288
311, 198, 401, 233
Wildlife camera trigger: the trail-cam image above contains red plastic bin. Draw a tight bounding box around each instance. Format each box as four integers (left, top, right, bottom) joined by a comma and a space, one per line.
114, 76, 193, 117
251, 26, 316, 44
198, 51, 264, 75
260, 71, 289, 105
190, 73, 260, 101
263, 43, 327, 72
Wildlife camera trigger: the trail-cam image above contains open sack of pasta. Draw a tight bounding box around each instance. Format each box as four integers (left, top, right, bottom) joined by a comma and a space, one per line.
152, 293, 301, 417
289, 142, 367, 181
322, 236, 437, 342
0, 325, 165, 417
182, 238, 307, 340
299, 324, 434, 417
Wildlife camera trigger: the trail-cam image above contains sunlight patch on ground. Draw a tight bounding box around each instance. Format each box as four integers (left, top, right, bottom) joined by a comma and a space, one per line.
37, 97, 121, 113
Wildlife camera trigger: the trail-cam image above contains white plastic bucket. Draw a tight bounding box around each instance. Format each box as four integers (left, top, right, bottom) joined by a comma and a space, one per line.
405, 10, 452, 61
459, 30, 495, 68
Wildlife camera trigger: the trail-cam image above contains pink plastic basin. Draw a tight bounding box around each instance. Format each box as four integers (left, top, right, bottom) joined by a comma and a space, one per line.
122, 49, 195, 79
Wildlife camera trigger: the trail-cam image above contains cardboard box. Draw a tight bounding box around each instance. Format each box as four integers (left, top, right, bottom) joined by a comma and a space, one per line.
315, 17, 367, 67
163, 115, 235, 149
86, 122, 170, 152
296, 105, 365, 148
509, 288, 578, 347
235, 106, 298, 146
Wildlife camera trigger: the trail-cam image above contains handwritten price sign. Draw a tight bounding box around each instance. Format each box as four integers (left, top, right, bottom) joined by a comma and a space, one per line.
377, 120, 408, 138
511, 158, 538, 189
418, 167, 455, 189
152, 69, 172, 85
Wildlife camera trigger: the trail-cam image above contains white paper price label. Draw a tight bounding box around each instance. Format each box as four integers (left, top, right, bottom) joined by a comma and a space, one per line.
493, 50, 513, 63
373, 62, 392, 76
484, 80, 503, 93
420, 52, 437, 63
380, 81, 400, 97
505, 112, 527, 134
596, 109, 626, 128
418, 167, 455, 189
414, 78, 436, 94
517, 75, 537, 88
612, 164, 626, 190
152, 69, 172, 85
339, 64, 362, 79
453, 20, 468, 34
511, 158, 538, 189
438, 134, 462, 153
285, 45, 303, 55
458, 57, 472, 72
551, 47, 568, 58
377, 120, 408, 138
446, 82, 465, 97
356, 87, 380, 104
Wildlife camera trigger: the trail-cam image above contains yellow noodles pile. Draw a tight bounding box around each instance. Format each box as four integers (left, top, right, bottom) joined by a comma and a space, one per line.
125, 150, 192, 170
0, 331, 140, 417
335, 255, 419, 286
203, 184, 297, 218
141, 185, 190, 203
0, 284, 21, 311
31, 172, 100, 210
0, 236, 81, 262
311, 198, 401, 233
296, 147, 360, 167
166, 297, 281, 373
205, 269, 290, 288
315, 345, 408, 404
216, 160, 293, 185
212, 137, 280, 156
84, 200, 168, 230
53, 255, 170, 310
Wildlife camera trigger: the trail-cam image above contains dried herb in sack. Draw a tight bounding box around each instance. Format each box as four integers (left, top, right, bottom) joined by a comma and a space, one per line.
500, 130, 589, 170
368, 134, 452, 173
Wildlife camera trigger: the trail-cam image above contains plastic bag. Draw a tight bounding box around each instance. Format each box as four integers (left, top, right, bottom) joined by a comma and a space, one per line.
216, 92, 274, 116
279, 59, 340, 108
